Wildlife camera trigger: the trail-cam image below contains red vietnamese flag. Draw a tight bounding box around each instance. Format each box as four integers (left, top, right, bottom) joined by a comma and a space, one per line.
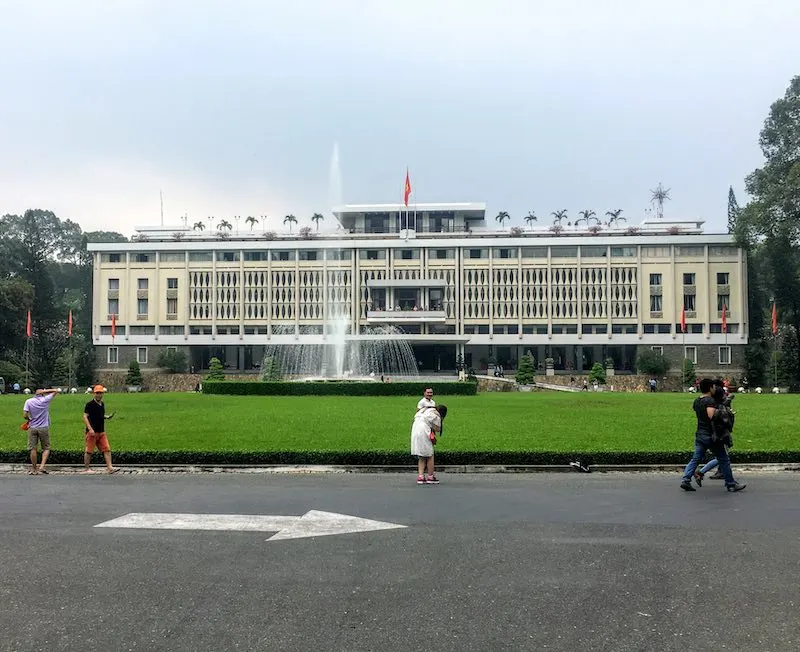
403, 169, 412, 207
772, 302, 778, 335
111, 313, 117, 340
680, 306, 686, 333
26, 310, 32, 338
68, 310, 73, 337
721, 303, 727, 333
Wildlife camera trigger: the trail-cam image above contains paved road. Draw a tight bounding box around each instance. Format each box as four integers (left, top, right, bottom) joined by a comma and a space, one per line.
1, 472, 799, 652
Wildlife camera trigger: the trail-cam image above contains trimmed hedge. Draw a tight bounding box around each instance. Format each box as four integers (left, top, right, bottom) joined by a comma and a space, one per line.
202, 380, 478, 396
2, 449, 799, 466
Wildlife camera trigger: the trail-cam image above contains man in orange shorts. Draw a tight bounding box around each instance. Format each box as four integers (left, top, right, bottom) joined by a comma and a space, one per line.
82, 385, 119, 474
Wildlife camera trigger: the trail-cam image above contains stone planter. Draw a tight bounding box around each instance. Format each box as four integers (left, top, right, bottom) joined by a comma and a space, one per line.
545, 367, 555, 377
605, 368, 615, 377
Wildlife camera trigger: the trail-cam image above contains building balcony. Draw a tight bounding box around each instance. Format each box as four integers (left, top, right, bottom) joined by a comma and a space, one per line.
366, 309, 447, 323
366, 278, 447, 289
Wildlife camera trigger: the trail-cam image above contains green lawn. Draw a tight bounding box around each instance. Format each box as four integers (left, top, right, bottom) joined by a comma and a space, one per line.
1, 392, 797, 460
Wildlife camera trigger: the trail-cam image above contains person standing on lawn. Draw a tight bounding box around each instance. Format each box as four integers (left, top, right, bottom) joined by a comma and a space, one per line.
417, 387, 435, 411
82, 385, 119, 474
23, 387, 60, 475
680, 378, 744, 492
410, 404, 447, 484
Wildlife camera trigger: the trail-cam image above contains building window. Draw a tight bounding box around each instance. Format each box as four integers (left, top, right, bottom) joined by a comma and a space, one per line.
167, 278, 178, 289
100, 325, 125, 336
166, 346, 178, 353
676, 246, 704, 256
610, 246, 636, 257
432, 249, 454, 260
107, 347, 119, 364
716, 272, 729, 285
683, 294, 696, 311
658, 324, 671, 334
216, 251, 240, 262
109, 278, 120, 290
167, 298, 178, 315
159, 252, 184, 263
521, 247, 547, 258
137, 347, 148, 364
326, 250, 351, 261
581, 246, 607, 258
684, 346, 697, 364
651, 346, 663, 356
467, 248, 486, 259
643, 324, 656, 334
271, 251, 294, 261
137, 278, 149, 290
244, 251, 268, 261
360, 249, 385, 261
709, 246, 737, 256
101, 253, 122, 263
717, 294, 730, 311
690, 324, 703, 334
683, 273, 695, 285
399, 249, 419, 260
298, 250, 319, 261
107, 299, 119, 316
719, 346, 731, 365
641, 246, 670, 257
493, 248, 517, 259
649, 295, 662, 312
137, 298, 148, 316
551, 246, 578, 258
649, 273, 662, 286
133, 254, 151, 263
189, 251, 213, 262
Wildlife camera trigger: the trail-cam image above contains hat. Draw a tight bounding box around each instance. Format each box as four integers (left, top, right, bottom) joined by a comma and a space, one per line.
93, 385, 108, 393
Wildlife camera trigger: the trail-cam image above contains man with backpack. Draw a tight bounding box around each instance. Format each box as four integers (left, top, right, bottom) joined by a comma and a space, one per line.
680, 378, 746, 492
694, 385, 735, 484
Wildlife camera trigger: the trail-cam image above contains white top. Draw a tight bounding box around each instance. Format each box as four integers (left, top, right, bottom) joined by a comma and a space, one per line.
417, 397, 436, 410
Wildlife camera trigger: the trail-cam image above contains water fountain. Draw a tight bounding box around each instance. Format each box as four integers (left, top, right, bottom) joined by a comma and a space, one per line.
259, 141, 419, 381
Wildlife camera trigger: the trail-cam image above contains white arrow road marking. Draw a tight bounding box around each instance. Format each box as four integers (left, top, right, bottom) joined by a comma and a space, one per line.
94, 510, 406, 541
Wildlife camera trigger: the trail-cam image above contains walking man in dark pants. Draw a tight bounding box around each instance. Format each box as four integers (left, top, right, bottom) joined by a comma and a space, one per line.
680, 378, 746, 493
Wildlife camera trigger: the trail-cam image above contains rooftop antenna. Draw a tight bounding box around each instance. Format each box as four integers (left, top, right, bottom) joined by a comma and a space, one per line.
649, 183, 671, 220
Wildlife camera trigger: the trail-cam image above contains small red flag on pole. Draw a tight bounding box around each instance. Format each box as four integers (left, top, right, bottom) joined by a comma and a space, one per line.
680, 306, 686, 333
26, 310, 32, 338
403, 169, 412, 207
111, 313, 117, 340
68, 310, 73, 337
721, 303, 727, 333
772, 302, 778, 335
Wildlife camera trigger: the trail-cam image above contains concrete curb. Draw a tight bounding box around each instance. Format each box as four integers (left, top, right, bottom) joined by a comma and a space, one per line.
2, 463, 799, 475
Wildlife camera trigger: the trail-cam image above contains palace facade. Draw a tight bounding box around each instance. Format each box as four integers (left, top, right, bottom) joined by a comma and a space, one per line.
87, 202, 747, 376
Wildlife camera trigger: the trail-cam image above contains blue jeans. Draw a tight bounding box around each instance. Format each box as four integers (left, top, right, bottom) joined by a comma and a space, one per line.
682, 436, 736, 486
699, 457, 719, 474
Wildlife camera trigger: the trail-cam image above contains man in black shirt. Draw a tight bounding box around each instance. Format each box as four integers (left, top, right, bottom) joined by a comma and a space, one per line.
680, 378, 744, 492
82, 385, 119, 474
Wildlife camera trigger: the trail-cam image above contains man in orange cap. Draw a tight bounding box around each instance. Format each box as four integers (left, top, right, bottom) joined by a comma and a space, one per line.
81, 385, 119, 474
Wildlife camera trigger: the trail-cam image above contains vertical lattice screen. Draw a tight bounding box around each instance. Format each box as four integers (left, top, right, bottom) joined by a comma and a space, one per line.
611, 267, 638, 318
492, 268, 519, 319
190, 271, 212, 320
427, 268, 456, 318
271, 270, 295, 320
244, 271, 269, 320
299, 270, 323, 320
581, 267, 607, 319
521, 268, 548, 318
552, 267, 578, 319
463, 268, 489, 319
327, 270, 351, 320
215, 271, 239, 320
359, 270, 386, 318
391, 269, 420, 280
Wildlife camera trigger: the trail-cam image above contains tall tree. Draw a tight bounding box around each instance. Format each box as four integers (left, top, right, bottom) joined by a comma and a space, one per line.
736, 76, 800, 388
311, 213, 325, 231
524, 211, 537, 229
245, 216, 258, 231
551, 209, 568, 226
283, 214, 297, 233
494, 211, 510, 228
727, 187, 740, 234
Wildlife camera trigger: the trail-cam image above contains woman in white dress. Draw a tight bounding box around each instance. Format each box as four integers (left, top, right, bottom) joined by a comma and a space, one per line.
410, 404, 447, 484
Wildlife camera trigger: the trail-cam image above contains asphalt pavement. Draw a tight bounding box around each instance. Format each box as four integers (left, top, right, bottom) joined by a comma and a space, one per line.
1, 471, 799, 652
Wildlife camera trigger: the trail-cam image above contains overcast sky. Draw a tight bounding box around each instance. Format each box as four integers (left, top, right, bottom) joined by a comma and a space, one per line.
1, 0, 798, 235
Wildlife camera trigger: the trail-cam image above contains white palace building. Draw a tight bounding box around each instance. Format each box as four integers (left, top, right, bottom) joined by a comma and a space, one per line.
88, 202, 747, 376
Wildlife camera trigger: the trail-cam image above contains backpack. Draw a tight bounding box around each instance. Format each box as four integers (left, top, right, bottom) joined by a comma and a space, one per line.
711, 403, 735, 446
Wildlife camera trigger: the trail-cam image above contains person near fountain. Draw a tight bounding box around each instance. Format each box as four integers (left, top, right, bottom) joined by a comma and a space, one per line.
417, 387, 435, 410
411, 404, 447, 485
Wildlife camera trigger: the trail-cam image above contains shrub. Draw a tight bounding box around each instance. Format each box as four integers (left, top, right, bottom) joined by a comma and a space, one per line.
299, 226, 315, 240
588, 362, 606, 385
0, 360, 24, 385
202, 381, 478, 397
515, 353, 535, 385
264, 231, 277, 241
157, 349, 188, 374
510, 226, 523, 237
206, 357, 225, 381
260, 357, 282, 381
126, 360, 143, 386
636, 349, 670, 376
682, 358, 696, 387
